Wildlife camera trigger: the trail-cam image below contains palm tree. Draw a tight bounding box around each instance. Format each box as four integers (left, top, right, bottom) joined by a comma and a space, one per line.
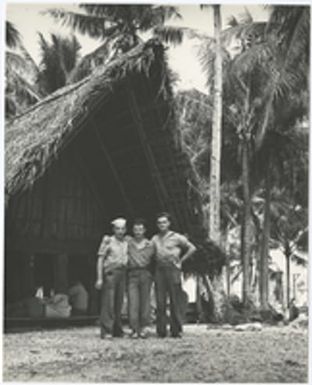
176, 7, 268, 314
5, 22, 82, 118
209, 5, 223, 247
37, 33, 81, 94
45, 5, 180, 55
270, 191, 308, 308
177, 6, 308, 313
252, 5, 309, 308
5, 21, 41, 118
218, 6, 308, 307
197, 9, 268, 306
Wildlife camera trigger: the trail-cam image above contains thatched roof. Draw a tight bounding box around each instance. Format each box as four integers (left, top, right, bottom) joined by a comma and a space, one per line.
67, 41, 112, 84
6, 39, 170, 198
6, 39, 227, 273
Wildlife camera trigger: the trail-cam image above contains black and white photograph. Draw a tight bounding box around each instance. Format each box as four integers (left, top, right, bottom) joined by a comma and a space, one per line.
1, 2, 310, 383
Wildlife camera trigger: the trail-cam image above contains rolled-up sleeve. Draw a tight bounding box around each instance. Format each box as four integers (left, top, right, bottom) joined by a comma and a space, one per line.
97, 235, 110, 257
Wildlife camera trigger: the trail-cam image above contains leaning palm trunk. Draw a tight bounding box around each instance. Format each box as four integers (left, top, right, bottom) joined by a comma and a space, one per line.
241, 140, 252, 305
260, 166, 271, 309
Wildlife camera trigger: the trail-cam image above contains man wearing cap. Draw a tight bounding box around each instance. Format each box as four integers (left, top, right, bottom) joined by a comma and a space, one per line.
152, 212, 196, 338
95, 218, 129, 339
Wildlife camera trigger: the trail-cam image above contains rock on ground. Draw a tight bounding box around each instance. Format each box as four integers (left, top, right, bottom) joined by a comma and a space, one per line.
3, 324, 308, 383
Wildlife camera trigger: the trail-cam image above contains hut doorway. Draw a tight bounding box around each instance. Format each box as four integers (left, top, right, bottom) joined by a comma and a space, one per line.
67, 254, 98, 315
34, 253, 54, 297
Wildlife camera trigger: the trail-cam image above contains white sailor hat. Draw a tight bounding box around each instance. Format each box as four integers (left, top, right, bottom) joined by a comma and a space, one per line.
111, 217, 127, 227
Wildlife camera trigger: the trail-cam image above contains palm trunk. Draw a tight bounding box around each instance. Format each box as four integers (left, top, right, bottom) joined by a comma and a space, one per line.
260, 166, 271, 309
285, 242, 291, 308
241, 140, 252, 306
209, 4, 222, 245
209, 4, 225, 321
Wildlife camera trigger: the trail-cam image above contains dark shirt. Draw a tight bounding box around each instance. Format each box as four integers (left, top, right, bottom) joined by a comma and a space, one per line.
128, 238, 154, 269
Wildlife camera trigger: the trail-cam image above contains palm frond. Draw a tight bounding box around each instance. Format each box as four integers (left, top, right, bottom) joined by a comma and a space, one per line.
253, 7, 310, 149
37, 32, 81, 94
197, 37, 231, 89
6, 21, 21, 48
153, 25, 187, 46
68, 40, 112, 84
227, 16, 239, 27
139, 6, 181, 31
6, 50, 39, 81
44, 8, 110, 39
79, 4, 122, 21
6, 65, 42, 102
238, 7, 253, 25
153, 5, 182, 20
6, 51, 28, 71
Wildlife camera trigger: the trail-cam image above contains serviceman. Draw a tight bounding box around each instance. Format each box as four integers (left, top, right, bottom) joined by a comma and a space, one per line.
127, 218, 154, 338
95, 218, 128, 339
152, 212, 196, 338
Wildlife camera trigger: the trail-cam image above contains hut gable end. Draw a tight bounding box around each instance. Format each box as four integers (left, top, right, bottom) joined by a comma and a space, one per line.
6, 39, 206, 257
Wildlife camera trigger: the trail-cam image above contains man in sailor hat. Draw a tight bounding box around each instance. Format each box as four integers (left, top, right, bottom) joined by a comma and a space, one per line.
95, 217, 129, 339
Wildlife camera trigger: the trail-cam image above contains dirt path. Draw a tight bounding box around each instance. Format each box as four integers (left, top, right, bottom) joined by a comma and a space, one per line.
3, 324, 308, 383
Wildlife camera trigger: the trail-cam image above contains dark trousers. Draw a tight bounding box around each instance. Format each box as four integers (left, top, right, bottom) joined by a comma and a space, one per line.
100, 268, 126, 336
155, 265, 183, 337
128, 269, 152, 333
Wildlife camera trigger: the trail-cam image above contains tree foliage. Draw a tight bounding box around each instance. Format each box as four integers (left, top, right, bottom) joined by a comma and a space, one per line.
45, 5, 181, 54
37, 33, 81, 94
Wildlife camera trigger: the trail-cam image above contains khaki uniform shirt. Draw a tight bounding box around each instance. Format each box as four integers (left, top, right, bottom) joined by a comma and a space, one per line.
151, 231, 192, 269
97, 235, 129, 273
128, 238, 155, 269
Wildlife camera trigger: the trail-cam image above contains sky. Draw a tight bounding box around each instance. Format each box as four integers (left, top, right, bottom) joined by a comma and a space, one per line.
6, 3, 270, 92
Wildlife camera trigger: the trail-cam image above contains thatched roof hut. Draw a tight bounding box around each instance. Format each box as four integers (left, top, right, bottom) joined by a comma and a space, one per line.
5, 39, 210, 310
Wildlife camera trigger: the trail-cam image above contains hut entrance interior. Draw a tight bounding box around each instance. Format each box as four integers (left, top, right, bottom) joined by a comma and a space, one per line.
5, 70, 188, 319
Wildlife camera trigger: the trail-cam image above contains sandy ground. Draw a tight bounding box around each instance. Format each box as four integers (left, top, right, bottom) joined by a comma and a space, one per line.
3, 324, 308, 383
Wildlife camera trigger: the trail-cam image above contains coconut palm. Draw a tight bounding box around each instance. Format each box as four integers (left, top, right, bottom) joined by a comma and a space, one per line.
200, 5, 309, 307
45, 5, 180, 54
173, 7, 268, 316
5, 22, 82, 118
37, 33, 81, 94
247, 5, 309, 308
270, 191, 308, 308
180, 5, 309, 309
5, 21, 41, 118
198, 10, 267, 307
